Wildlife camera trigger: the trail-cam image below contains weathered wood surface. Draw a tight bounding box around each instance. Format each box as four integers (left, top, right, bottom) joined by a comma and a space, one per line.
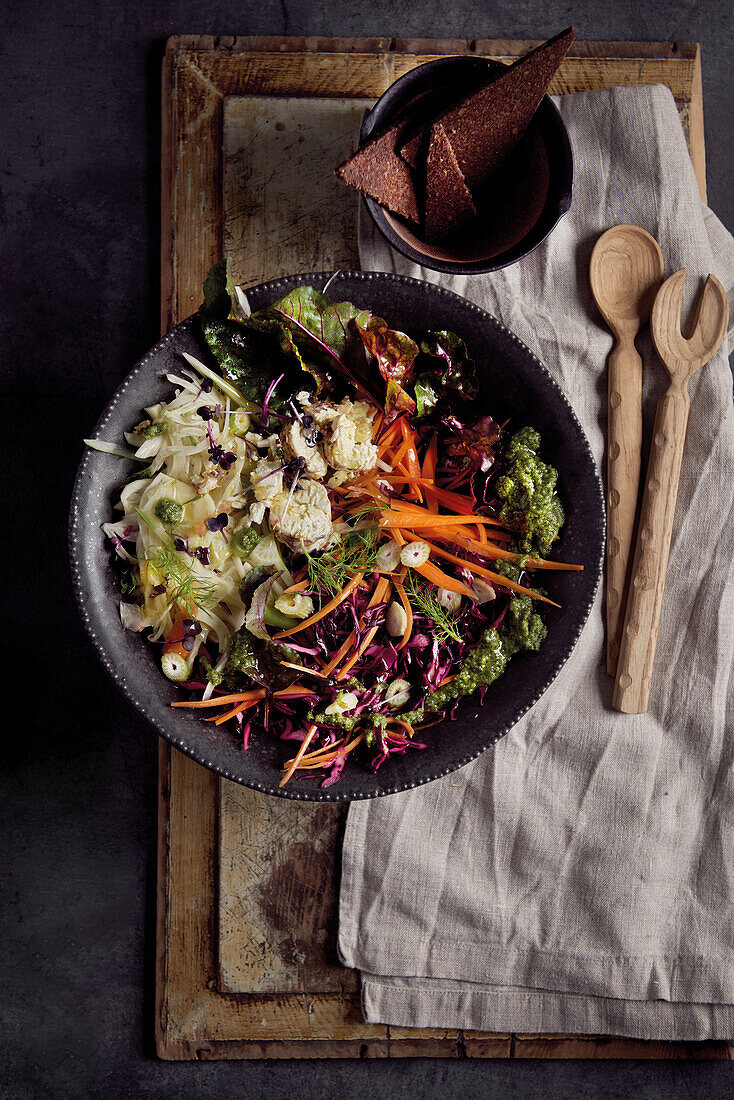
157, 35, 725, 1061
224, 97, 371, 288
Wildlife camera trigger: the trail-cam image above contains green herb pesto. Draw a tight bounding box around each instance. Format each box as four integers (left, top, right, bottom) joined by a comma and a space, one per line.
139, 421, 167, 440
401, 596, 547, 723
308, 710, 359, 732
200, 657, 223, 687
495, 427, 564, 557
223, 630, 259, 687
230, 526, 261, 559
501, 594, 548, 657
154, 498, 184, 526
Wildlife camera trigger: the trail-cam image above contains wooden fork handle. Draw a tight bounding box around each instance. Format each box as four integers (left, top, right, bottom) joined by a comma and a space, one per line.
612, 382, 690, 713
606, 340, 643, 675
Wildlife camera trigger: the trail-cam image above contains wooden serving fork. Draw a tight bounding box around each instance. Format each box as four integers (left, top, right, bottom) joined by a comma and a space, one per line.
613, 270, 729, 713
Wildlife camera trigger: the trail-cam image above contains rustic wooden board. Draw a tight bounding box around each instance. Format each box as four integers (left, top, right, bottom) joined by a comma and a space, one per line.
157, 35, 728, 1061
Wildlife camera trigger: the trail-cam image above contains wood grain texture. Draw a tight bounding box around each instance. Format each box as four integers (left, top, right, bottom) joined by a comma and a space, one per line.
218, 785, 355, 994
613, 270, 728, 712
590, 225, 664, 674
157, 35, 720, 1061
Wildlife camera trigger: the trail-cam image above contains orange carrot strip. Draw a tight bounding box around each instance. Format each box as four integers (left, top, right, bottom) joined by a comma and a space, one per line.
320, 575, 390, 677
279, 661, 329, 679
211, 695, 264, 725
284, 732, 365, 771
272, 573, 365, 639
428, 529, 583, 571
280, 578, 310, 595
377, 499, 509, 525
404, 535, 559, 606
390, 435, 412, 469
171, 689, 266, 709
380, 512, 505, 529
415, 559, 476, 599
273, 685, 318, 698
400, 419, 422, 502
334, 577, 392, 680
279, 723, 319, 786
422, 433, 438, 480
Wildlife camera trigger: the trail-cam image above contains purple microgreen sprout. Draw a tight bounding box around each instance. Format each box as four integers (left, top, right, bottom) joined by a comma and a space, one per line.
205, 513, 229, 541
260, 372, 285, 428
193, 546, 210, 566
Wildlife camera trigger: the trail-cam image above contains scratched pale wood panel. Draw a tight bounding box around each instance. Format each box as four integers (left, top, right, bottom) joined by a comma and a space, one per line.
218, 783, 355, 994
224, 97, 371, 287
158, 37, 723, 1060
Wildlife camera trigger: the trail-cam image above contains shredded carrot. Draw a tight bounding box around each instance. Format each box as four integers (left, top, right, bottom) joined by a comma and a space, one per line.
272, 573, 365, 639
415, 559, 476, 599
279, 723, 319, 786
403, 534, 559, 606
426, 528, 583, 571
209, 695, 264, 725
334, 576, 392, 680
380, 511, 506, 529
320, 575, 390, 677
171, 689, 266, 709
272, 685, 318, 698
282, 732, 365, 772
390, 434, 412, 469
279, 661, 328, 679
377, 417, 403, 450
422, 433, 438, 480
437, 673, 456, 688
280, 578, 310, 595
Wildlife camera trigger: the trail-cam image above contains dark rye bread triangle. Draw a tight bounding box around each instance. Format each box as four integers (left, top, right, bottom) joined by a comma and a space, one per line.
424, 122, 477, 244
399, 27, 574, 186
335, 123, 420, 224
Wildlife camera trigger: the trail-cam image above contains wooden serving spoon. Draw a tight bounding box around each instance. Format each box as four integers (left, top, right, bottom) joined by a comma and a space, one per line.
613, 269, 729, 713
590, 225, 664, 675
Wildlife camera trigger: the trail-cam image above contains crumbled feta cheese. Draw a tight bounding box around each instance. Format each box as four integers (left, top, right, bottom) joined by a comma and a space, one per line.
252, 458, 283, 502
280, 421, 328, 478
249, 501, 266, 525
269, 479, 332, 551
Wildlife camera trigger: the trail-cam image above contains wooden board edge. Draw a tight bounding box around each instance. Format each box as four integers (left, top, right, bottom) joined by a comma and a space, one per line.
157, 34, 717, 1060
155, 740, 172, 1059
689, 44, 707, 203
164, 35, 699, 62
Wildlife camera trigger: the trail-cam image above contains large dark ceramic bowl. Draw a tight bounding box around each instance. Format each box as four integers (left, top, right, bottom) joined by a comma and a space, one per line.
70, 272, 603, 802
361, 55, 574, 274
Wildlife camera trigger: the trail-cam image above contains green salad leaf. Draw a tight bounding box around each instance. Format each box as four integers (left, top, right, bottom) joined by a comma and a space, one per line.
413, 330, 478, 419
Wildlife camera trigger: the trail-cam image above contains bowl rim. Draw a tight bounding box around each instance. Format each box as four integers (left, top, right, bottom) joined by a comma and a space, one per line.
69, 270, 604, 802
360, 54, 574, 275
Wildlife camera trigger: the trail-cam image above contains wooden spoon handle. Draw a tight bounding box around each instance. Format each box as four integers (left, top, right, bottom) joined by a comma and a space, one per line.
612, 383, 690, 713
606, 339, 643, 674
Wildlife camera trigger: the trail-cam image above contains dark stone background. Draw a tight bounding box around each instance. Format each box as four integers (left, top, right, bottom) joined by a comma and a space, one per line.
3, 0, 733, 1096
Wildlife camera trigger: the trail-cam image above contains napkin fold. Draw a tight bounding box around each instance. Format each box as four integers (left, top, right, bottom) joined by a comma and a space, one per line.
339, 85, 734, 1041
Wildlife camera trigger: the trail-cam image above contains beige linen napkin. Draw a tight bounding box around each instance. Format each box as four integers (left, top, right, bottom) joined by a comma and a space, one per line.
338, 85, 734, 1041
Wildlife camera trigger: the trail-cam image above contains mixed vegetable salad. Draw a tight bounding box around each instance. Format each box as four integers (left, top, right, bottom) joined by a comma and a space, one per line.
87, 262, 582, 788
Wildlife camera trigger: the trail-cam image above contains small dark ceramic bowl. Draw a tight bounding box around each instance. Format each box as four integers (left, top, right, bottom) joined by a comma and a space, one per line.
361, 55, 573, 274
69, 272, 603, 802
